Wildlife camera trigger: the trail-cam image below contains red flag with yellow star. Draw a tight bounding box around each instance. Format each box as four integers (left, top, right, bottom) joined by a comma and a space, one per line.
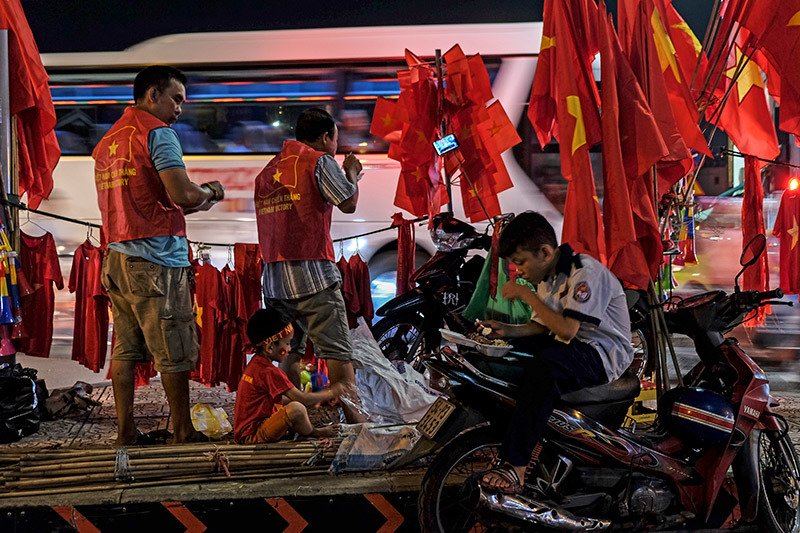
713, 36, 779, 159
527, 0, 558, 148
552, 0, 605, 262
370, 97, 404, 141
742, 156, 771, 324
773, 187, 800, 294
598, 2, 667, 289
737, 0, 800, 102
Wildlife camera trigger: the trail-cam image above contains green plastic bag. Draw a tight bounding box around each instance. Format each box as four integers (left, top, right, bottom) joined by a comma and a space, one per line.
463, 251, 533, 324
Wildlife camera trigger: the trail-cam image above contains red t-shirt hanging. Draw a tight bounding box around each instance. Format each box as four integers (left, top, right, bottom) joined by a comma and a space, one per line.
234, 355, 294, 443
220, 265, 246, 392
68, 241, 110, 372
192, 261, 223, 385
234, 243, 263, 321
349, 254, 374, 325
16, 232, 64, 357
773, 189, 800, 294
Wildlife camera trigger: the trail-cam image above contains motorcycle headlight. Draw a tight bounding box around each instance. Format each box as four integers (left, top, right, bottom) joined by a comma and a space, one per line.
432, 228, 477, 252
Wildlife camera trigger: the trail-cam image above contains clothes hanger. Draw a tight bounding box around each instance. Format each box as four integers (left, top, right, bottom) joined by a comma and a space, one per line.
226, 245, 234, 270
19, 210, 48, 236
86, 225, 101, 247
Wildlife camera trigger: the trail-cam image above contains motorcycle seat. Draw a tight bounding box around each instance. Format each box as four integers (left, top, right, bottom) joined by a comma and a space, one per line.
560, 369, 641, 406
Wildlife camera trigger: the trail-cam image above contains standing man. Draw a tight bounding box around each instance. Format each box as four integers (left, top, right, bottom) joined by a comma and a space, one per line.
254, 107, 365, 423
93, 66, 225, 445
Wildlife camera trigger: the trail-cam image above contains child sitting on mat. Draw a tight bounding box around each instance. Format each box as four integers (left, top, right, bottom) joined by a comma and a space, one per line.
234, 308, 341, 444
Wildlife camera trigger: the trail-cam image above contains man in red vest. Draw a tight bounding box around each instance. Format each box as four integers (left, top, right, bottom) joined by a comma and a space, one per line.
93, 66, 225, 445
255, 108, 365, 422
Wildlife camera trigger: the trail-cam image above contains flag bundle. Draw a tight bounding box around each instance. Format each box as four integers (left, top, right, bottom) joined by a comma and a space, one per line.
369, 47, 520, 222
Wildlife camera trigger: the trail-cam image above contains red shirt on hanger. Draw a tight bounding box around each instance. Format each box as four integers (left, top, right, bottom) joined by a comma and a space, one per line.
233, 243, 263, 321
220, 265, 246, 392
193, 261, 223, 386
68, 241, 110, 372
16, 232, 64, 358
349, 254, 374, 325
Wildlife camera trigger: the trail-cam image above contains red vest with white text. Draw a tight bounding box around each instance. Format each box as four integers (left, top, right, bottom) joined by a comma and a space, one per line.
92, 107, 186, 243
255, 140, 334, 263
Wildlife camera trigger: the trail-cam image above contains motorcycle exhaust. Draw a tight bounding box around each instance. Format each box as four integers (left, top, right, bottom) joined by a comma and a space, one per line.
478, 486, 611, 531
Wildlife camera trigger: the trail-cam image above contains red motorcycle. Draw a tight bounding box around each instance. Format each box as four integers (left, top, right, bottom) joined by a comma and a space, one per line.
396, 234, 799, 531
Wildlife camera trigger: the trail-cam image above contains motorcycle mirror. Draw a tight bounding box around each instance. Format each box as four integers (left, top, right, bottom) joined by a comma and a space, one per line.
734, 234, 767, 291
740, 234, 766, 268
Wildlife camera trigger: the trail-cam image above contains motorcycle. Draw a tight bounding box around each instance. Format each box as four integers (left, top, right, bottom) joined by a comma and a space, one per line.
372, 213, 491, 369
394, 234, 799, 532
373, 212, 651, 377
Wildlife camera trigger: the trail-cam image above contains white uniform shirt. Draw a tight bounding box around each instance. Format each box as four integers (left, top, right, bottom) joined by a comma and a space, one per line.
533, 244, 634, 381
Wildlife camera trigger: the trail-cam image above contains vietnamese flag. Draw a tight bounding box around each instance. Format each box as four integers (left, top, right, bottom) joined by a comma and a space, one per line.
773, 187, 800, 295
527, 0, 557, 148
742, 156, 771, 324
552, 0, 605, 262
0, 0, 61, 209
737, 0, 800, 100
714, 37, 779, 160
598, 3, 667, 289
370, 97, 404, 141
621, 0, 696, 194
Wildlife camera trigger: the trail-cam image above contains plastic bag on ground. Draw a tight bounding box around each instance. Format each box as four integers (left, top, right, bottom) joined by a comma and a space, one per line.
349, 318, 440, 424
191, 403, 232, 439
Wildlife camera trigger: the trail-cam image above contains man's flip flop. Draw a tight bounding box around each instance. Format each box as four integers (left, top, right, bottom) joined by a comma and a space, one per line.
480, 464, 524, 494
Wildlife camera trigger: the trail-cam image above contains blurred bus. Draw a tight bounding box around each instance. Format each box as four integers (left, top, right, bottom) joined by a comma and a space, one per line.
37, 23, 562, 308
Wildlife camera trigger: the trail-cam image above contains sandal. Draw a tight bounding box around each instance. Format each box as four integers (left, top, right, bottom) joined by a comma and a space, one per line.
480, 464, 524, 494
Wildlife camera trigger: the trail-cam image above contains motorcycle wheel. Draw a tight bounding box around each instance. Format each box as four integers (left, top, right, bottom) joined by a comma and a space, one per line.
418, 429, 504, 532
372, 314, 427, 369
758, 429, 800, 533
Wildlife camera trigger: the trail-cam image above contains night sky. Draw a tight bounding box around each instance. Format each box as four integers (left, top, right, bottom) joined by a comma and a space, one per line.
21, 0, 712, 53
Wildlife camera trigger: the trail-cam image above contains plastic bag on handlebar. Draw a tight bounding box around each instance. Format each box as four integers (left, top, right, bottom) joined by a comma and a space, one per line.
463, 250, 533, 324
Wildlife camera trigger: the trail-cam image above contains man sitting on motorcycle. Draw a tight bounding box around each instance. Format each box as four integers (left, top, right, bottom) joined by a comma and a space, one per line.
479, 211, 634, 493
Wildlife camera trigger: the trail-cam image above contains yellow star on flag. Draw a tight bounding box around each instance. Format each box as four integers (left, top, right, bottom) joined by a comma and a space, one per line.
651, 9, 682, 82
416, 129, 428, 143
489, 123, 503, 137
540, 35, 555, 52
789, 215, 799, 250
272, 169, 283, 183
469, 185, 479, 198
108, 140, 119, 156
671, 21, 702, 55
412, 168, 426, 182
788, 11, 800, 26
725, 48, 765, 103
195, 306, 203, 328
566, 95, 587, 155
382, 114, 395, 127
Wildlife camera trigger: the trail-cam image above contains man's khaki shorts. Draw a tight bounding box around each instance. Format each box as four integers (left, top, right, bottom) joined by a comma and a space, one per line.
101, 250, 199, 373
265, 283, 352, 362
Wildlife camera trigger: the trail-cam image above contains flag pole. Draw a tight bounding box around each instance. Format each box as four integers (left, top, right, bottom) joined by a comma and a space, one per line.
0, 30, 12, 232
435, 48, 454, 214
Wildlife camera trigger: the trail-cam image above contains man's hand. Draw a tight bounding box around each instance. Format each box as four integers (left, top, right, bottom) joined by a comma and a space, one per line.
501, 281, 532, 302
342, 153, 363, 181
201, 181, 225, 202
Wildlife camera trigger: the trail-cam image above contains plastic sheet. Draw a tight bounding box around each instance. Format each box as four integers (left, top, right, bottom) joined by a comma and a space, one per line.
0, 364, 41, 443
349, 318, 440, 424
330, 423, 420, 473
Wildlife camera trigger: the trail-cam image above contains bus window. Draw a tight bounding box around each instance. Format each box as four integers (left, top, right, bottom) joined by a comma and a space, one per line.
50, 61, 500, 156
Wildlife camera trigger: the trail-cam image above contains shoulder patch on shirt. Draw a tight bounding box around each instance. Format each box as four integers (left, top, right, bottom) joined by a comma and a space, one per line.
573, 281, 591, 303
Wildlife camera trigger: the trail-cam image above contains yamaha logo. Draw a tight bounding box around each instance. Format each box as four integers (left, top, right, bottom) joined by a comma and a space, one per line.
742, 405, 760, 419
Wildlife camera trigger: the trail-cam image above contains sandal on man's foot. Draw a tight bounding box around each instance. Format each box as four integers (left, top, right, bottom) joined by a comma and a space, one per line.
480, 464, 524, 494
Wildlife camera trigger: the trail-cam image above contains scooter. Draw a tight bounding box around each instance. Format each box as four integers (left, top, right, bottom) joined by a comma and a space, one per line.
371, 213, 490, 369
395, 234, 799, 532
